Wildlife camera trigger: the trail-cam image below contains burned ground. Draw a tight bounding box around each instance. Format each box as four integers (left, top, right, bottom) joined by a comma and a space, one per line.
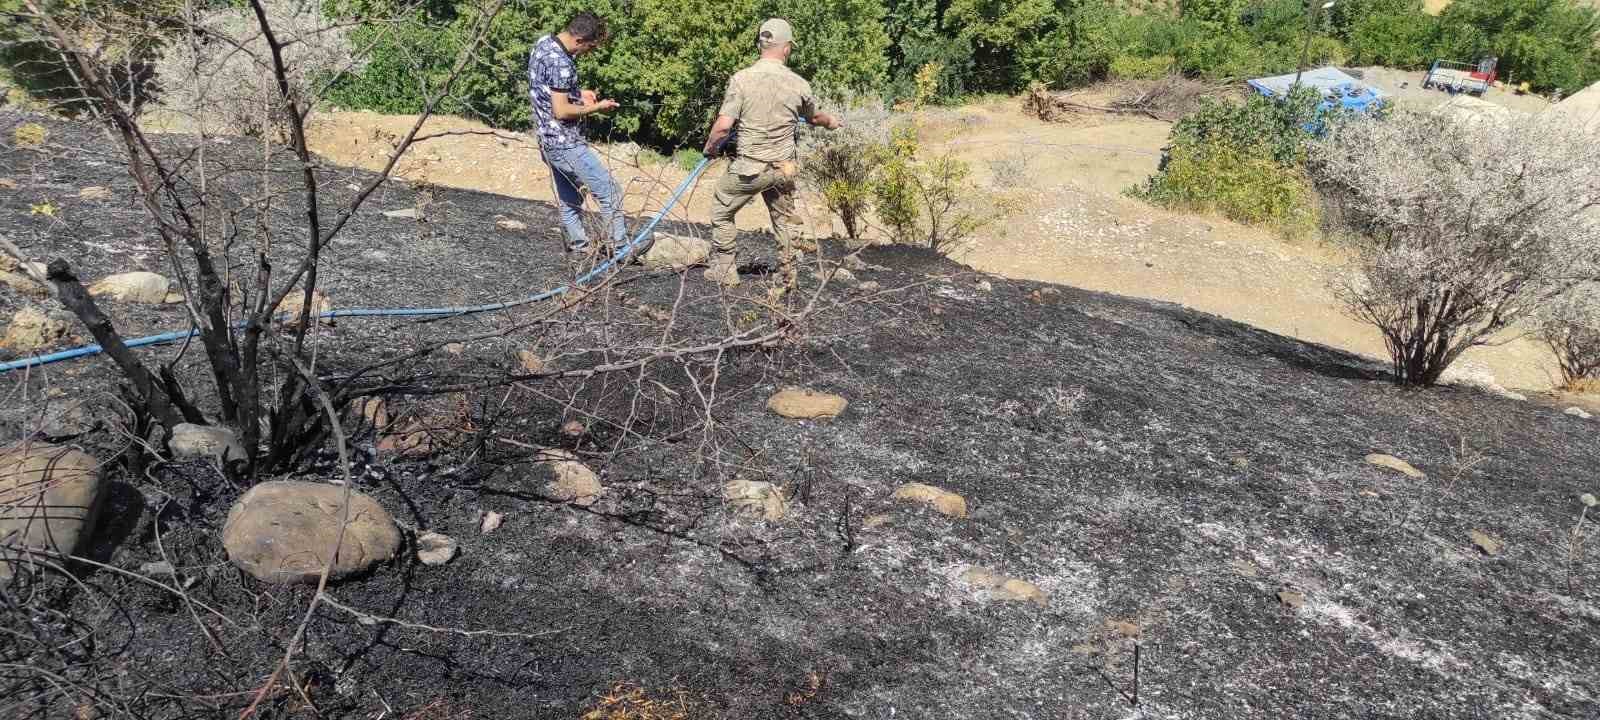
2, 112, 1598, 719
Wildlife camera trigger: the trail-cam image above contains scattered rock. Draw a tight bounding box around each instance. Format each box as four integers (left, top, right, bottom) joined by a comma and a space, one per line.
140, 560, 176, 576
162, 289, 185, 304
77, 186, 111, 200
723, 479, 789, 521
958, 566, 1047, 606
842, 254, 869, 271
855, 280, 881, 293
1365, 453, 1424, 479
223, 481, 401, 584
892, 483, 968, 518
495, 218, 528, 231
0, 177, 17, 190
1106, 619, 1141, 638
766, 387, 848, 419
277, 290, 335, 328
1, 307, 70, 352
559, 419, 587, 440
444, 342, 465, 355
639, 233, 710, 270
169, 423, 247, 465
1469, 529, 1503, 556
529, 449, 604, 507
480, 511, 504, 534
1564, 406, 1592, 420
862, 513, 892, 529
416, 531, 458, 566
88, 271, 171, 304
0, 443, 104, 578
516, 350, 545, 374
0, 261, 48, 297
1229, 559, 1259, 578
384, 207, 421, 219
813, 267, 856, 285
976, 280, 993, 292
353, 397, 389, 431
1277, 589, 1306, 609
377, 420, 441, 458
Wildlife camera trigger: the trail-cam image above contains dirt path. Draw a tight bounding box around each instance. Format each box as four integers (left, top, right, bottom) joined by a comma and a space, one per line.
293, 90, 1562, 391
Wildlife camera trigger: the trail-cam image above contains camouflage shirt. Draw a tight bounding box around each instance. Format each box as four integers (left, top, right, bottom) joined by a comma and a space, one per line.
717, 58, 817, 173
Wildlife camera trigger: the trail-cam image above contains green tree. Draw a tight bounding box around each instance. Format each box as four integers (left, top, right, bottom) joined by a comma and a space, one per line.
1435, 0, 1600, 91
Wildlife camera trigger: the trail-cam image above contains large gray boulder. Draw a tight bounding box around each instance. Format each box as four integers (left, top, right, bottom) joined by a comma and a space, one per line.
222, 481, 401, 584
1, 443, 104, 578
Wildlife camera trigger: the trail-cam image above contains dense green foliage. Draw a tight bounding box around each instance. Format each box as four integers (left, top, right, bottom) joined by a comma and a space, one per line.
1134, 88, 1322, 236
5, 0, 1597, 140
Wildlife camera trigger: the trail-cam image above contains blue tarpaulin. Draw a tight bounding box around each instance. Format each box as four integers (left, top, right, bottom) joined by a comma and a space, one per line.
1247, 67, 1388, 116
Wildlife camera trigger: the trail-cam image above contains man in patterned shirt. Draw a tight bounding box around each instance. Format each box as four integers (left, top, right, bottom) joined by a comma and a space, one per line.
528, 12, 624, 254
701, 18, 841, 292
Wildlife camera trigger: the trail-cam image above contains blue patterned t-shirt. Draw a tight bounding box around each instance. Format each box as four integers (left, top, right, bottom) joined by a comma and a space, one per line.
527, 35, 584, 149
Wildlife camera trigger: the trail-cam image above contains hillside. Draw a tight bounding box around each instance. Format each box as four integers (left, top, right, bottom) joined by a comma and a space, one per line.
3, 113, 1599, 719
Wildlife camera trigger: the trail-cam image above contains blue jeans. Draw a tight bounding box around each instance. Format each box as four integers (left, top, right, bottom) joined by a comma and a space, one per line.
542, 143, 627, 250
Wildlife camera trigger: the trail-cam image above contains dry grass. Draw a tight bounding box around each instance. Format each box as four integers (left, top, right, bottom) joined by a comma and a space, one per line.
1564, 377, 1600, 395
580, 683, 703, 720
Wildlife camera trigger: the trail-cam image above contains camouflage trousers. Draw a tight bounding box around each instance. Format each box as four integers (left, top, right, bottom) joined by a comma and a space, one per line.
709, 161, 804, 288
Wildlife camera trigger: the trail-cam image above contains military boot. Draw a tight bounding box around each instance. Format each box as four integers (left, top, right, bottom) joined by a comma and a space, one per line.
703, 251, 741, 286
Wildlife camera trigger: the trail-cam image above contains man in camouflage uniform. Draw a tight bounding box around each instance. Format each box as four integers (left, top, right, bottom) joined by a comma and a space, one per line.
701, 18, 841, 291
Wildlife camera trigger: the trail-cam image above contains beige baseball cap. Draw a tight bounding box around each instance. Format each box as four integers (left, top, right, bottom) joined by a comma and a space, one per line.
758, 18, 796, 47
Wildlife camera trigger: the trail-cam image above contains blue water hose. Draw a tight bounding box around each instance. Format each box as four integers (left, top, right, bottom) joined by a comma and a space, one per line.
0, 157, 713, 374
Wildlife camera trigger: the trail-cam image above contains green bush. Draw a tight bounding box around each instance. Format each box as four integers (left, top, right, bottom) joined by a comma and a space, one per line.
1134, 88, 1322, 237
1434, 0, 1600, 92
1110, 54, 1176, 80
670, 148, 704, 171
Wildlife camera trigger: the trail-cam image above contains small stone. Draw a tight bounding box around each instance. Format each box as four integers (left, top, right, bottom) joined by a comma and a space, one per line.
516, 350, 545, 374
855, 280, 881, 293
529, 449, 604, 506
277, 290, 334, 328
383, 207, 421, 219
0, 268, 48, 297
141, 561, 176, 576
162, 289, 185, 304
1564, 406, 1592, 420
1277, 589, 1306, 608
88, 271, 171, 304
1, 443, 104, 579
444, 342, 465, 355
1365, 453, 1424, 479
222, 481, 401, 584
1106, 619, 1140, 638
416, 531, 458, 566
766, 387, 848, 419
480, 511, 504, 534
814, 267, 857, 284
842, 254, 869, 271
0, 178, 17, 190
959, 566, 1047, 606
862, 514, 892, 529
639, 233, 711, 270
77, 186, 111, 200
1469, 529, 1503, 556
892, 483, 968, 518
1582, 493, 1598, 508
353, 397, 389, 430
724, 479, 788, 521
976, 280, 993, 292
560, 420, 587, 440
1229, 559, 1258, 578
169, 423, 247, 465
1, 307, 70, 352
495, 218, 528, 231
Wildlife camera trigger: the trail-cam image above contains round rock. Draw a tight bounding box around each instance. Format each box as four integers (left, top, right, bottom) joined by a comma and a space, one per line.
529, 449, 604, 506
892, 482, 968, 518
1, 443, 104, 578
222, 481, 400, 584
766, 387, 848, 419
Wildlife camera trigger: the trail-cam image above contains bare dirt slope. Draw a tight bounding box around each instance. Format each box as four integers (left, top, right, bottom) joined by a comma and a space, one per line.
4, 113, 1600, 719
292, 95, 1563, 393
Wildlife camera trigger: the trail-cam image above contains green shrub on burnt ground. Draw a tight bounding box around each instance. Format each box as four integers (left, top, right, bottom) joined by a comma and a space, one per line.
1132, 87, 1321, 238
